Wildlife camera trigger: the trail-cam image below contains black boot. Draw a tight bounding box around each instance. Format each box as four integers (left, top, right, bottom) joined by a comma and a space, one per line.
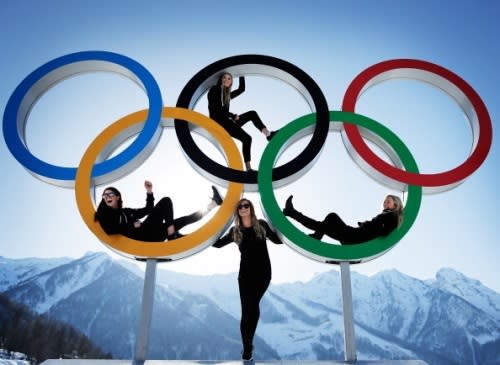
283, 196, 323, 232
211, 186, 223, 205
241, 342, 253, 361
283, 195, 296, 217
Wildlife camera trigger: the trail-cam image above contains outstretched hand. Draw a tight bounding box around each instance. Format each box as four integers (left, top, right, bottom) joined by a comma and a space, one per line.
144, 180, 153, 193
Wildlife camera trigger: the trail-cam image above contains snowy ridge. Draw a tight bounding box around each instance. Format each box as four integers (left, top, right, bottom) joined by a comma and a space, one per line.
431, 267, 500, 320
0, 255, 71, 291
4, 252, 111, 312
2, 252, 499, 364
155, 265, 499, 363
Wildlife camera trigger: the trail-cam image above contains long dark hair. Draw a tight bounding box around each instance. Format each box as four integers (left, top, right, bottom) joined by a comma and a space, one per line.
94, 186, 122, 221
232, 198, 265, 244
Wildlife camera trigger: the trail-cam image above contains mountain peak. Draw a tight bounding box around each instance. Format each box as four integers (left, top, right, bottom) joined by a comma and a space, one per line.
372, 268, 415, 285
433, 267, 500, 320
82, 251, 110, 259
436, 267, 481, 286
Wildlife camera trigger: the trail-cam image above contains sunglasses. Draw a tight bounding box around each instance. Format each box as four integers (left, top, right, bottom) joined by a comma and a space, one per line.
238, 203, 251, 210
102, 192, 116, 198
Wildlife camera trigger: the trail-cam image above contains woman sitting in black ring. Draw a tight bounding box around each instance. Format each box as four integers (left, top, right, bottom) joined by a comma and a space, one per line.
207, 72, 277, 172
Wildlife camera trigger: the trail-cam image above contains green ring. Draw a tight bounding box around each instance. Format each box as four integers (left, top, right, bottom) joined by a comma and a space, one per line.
258, 111, 422, 263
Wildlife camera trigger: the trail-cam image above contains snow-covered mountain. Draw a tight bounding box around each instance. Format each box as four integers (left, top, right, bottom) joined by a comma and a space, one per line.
0, 256, 72, 292
156, 265, 500, 364
2, 252, 277, 360
430, 267, 500, 320
2, 252, 499, 364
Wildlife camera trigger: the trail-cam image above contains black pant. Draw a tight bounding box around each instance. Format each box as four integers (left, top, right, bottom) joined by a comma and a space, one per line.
238, 276, 270, 345
218, 110, 267, 162
139, 197, 203, 241
289, 210, 356, 242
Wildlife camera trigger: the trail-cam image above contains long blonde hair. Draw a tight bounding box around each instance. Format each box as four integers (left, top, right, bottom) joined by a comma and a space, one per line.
386, 194, 404, 227
218, 72, 232, 106
232, 198, 266, 244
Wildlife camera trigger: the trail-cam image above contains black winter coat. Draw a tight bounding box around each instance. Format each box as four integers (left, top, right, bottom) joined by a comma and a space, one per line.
213, 219, 282, 280
207, 76, 245, 123
96, 193, 154, 240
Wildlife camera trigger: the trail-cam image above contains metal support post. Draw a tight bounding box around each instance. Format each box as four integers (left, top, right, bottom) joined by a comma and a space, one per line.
134, 259, 157, 362
340, 261, 356, 362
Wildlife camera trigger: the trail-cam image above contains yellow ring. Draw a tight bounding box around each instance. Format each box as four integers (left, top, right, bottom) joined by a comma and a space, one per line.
75, 107, 244, 259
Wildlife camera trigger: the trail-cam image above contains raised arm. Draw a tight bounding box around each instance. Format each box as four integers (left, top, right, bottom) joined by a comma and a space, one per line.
230, 76, 245, 99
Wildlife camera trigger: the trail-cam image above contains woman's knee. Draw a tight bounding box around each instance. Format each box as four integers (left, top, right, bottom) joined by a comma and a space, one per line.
238, 131, 252, 147
325, 212, 341, 224
246, 110, 258, 119
157, 197, 173, 209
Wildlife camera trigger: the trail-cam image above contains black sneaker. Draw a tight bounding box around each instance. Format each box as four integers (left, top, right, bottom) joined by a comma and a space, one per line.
211, 186, 223, 205
308, 232, 323, 240
266, 130, 277, 141
167, 232, 184, 241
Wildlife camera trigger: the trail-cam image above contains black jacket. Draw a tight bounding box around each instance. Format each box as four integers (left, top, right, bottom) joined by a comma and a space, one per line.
351, 209, 399, 243
207, 76, 245, 123
214, 219, 282, 280
96, 193, 154, 239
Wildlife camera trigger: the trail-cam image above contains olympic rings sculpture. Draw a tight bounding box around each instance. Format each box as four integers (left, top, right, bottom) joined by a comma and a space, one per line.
2, 51, 492, 263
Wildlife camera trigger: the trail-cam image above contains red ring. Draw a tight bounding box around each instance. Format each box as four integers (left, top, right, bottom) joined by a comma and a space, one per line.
342, 59, 492, 188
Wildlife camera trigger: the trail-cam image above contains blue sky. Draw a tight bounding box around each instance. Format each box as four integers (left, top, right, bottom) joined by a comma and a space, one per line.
1, 0, 499, 291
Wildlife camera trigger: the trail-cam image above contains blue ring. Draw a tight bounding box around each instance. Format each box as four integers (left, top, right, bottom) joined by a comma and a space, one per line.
2, 51, 163, 183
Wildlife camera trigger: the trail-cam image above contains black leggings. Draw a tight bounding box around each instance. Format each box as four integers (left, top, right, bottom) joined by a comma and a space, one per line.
218, 110, 267, 162
138, 197, 203, 241
238, 276, 270, 345
290, 210, 356, 242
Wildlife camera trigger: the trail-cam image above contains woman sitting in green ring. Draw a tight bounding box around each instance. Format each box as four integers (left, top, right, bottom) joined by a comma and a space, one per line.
283, 194, 403, 244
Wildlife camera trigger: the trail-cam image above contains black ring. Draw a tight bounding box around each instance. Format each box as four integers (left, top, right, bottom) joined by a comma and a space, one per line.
175, 54, 330, 188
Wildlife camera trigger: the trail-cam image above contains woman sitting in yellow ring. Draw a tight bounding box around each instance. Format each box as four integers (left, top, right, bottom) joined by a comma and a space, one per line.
95, 180, 223, 241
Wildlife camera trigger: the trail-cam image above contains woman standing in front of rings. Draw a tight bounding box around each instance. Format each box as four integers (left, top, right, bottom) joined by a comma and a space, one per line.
207, 72, 276, 172
213, 198, 282, 361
